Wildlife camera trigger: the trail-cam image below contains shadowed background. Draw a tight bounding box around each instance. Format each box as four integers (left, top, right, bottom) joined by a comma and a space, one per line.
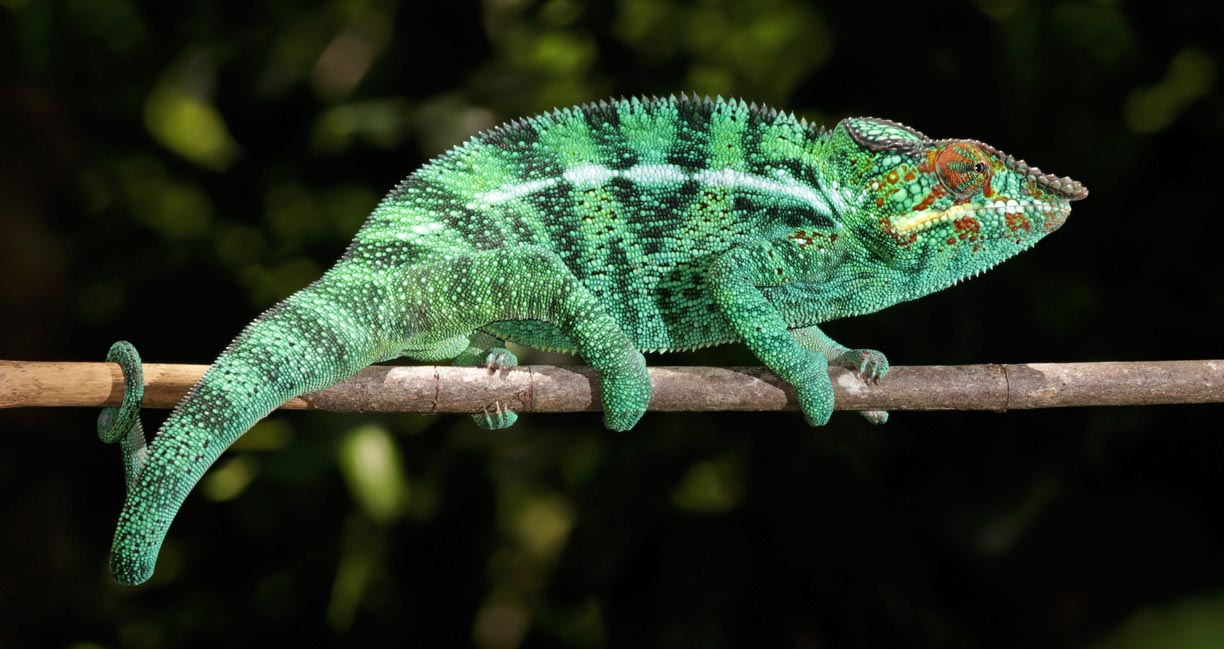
2, 1, 1223, 647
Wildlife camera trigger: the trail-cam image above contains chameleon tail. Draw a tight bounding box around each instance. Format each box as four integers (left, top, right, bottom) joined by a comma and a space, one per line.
98, 341, 149, 493
106, 280, 388, 585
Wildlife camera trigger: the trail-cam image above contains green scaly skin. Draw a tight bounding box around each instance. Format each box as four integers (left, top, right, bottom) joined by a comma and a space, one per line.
100, 94, 1087, 585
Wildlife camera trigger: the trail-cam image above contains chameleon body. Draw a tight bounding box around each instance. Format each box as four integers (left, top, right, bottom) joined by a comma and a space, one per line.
101, 94, 1086, 585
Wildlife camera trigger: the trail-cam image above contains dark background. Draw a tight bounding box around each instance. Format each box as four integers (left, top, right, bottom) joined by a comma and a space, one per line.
3, 1, 1223, 647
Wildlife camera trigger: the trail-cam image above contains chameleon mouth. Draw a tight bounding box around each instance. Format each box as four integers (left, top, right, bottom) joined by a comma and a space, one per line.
891, 200, 1072, 235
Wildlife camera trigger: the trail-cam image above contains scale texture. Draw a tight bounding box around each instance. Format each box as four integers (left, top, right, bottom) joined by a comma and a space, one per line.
101, 94, 1086, 584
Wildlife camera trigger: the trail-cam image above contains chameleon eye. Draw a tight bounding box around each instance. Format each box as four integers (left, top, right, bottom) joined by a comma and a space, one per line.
935, 142, 991, 197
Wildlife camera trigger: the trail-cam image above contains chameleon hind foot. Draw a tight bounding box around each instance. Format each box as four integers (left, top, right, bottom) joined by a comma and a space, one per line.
482, 348, 517, 370
454, 332, 521, 430
452, 331, 518, 370
472, 348, 520, 429
477, 401, 518, 429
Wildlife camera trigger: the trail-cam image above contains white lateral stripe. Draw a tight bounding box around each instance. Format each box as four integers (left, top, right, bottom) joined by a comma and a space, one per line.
410, 222, 444, 235
696, 168, 830, 213
476, 178, 558, 205
563, 163, 617, 186
622, 163, 687, 183
473, 164, 831, 214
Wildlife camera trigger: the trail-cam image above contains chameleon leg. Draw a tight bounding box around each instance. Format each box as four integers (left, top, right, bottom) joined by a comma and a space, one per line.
400, 333, 472, 362
97, 341, 150, 491
707, 244, 839, 426
789, 324, 890, 425
451, 331, 520, 430
403, 246, 650, 431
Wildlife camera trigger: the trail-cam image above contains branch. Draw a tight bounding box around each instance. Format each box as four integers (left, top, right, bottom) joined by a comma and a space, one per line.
2, 359, 1221, 414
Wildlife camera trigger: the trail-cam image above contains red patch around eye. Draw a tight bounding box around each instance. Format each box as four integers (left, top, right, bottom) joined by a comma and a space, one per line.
935, 142, 991, 197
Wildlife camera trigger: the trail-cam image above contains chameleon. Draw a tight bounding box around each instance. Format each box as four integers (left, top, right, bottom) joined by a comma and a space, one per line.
97, 94, 1087, 585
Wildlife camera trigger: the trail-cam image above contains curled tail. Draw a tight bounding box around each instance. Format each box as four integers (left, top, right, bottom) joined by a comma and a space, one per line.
98, 341, 149, 492
104, 282, 393, 585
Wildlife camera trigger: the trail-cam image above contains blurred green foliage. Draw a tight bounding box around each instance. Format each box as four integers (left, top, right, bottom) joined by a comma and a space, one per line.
1, 1, 1223, 648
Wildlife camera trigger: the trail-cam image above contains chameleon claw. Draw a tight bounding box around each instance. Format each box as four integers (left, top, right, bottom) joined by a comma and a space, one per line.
475, 400, 518, 430
832, 348, 890, 384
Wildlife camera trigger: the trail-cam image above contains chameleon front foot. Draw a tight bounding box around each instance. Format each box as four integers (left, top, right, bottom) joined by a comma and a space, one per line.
832, 348, 890, 383
831, 348, 890, 424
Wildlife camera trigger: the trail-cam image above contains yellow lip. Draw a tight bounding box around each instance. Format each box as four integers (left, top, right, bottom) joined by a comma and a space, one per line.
891, 200, 1070, 235
891, 203, 989, 234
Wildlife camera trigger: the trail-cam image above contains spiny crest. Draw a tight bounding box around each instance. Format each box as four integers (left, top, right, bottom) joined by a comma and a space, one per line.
467, 94, 829, 153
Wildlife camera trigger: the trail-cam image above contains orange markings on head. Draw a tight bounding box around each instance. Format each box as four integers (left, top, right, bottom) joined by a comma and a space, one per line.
912, 184, 946, 212
1005, 212, 1031, 233
952, 216, 981, 242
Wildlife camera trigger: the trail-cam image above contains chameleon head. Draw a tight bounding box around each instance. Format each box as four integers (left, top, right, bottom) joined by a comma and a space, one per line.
835, 117, 1087, 292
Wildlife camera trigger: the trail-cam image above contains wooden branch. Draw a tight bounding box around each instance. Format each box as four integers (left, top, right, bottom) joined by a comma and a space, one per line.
2, 359, 1221, 414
